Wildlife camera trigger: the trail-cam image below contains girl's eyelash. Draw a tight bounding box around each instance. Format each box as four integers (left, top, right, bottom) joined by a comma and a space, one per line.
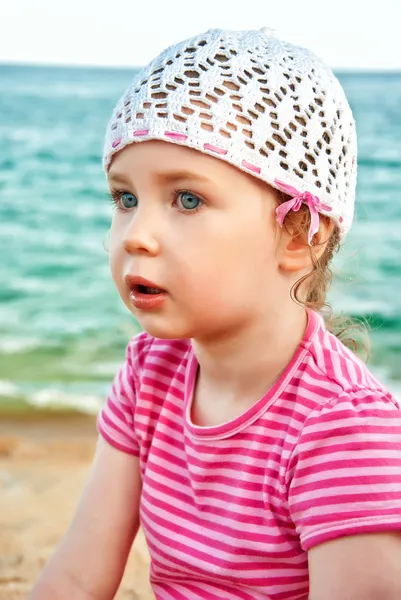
106, 190, 129, 211
106, 190, 119, 204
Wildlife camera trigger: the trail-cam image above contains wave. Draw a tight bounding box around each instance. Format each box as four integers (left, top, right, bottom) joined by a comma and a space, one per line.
0, 379, 106, 415
0, 338, 46, 354
359, 157, 401, 169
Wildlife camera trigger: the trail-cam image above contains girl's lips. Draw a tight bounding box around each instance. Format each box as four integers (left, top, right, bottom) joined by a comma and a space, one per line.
124, 274, 165, 291
124, 275, 168, 310
129, 289, 168, 310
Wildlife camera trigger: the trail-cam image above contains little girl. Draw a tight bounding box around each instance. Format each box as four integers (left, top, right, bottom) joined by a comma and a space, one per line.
31, 28, 401, 600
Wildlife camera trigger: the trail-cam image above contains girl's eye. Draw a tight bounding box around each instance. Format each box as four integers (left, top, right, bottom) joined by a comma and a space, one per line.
177, 191, 202, 211
120, 192, 138, 209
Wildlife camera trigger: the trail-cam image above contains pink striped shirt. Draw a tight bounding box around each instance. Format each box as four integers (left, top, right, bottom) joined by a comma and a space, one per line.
97, 309, 401, 600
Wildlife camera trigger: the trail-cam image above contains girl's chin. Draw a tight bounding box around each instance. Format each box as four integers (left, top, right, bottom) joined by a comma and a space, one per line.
129, 312, 192, 340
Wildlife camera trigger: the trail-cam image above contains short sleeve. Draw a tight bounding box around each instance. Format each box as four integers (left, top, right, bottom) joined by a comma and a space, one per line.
287, 390, 401, 551
97, 332, 149, 456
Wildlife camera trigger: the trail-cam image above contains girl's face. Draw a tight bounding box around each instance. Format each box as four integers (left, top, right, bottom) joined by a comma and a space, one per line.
107, 140, 288, 341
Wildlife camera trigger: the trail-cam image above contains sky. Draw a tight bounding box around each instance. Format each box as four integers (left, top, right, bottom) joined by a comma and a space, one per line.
0, 0, 400, 71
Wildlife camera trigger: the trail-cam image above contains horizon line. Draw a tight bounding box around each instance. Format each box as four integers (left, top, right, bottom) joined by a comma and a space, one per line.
1, 59, 401, 75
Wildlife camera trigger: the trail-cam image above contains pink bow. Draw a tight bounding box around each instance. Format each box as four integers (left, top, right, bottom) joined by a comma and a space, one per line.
274, 179, 332, 245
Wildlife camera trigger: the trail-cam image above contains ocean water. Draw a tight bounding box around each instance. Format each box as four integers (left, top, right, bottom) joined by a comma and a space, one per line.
0, 64, 400, 412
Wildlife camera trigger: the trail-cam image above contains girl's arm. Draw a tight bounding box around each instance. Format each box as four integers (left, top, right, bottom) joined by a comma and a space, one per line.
308, 531, 401, 600
29, 436, 142, 600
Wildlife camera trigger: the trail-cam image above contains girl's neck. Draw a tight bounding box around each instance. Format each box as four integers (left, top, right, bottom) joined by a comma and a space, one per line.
191, 303, 308, 401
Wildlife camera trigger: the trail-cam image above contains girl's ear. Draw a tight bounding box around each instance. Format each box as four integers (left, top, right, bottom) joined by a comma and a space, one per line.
278, 215, 335, 273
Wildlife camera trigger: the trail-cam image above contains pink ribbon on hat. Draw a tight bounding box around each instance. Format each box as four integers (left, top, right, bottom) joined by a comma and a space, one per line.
274, 179, 332, 245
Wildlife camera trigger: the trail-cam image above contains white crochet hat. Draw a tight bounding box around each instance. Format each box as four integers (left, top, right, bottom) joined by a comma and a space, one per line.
103, 28, 357, 238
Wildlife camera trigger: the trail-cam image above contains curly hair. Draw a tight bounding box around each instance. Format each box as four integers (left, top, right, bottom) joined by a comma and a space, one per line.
277, 192, 370, 360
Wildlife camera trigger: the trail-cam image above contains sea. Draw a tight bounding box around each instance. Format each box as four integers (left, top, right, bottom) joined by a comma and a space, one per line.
0, 64, 400, 413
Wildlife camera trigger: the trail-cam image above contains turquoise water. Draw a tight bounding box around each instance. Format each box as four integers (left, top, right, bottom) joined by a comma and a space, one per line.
1, 65, 401, 412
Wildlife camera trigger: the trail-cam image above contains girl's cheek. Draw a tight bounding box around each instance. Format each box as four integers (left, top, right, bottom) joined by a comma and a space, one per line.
108, 241, 123, 286
109, 219, 125, 257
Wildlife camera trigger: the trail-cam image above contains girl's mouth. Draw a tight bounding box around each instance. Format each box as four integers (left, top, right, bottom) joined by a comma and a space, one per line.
124, 275, 168, 310
136, 284, 165, 295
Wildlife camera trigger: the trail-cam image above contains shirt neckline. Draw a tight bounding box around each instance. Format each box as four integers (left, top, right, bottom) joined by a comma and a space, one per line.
184, 308, 322, 441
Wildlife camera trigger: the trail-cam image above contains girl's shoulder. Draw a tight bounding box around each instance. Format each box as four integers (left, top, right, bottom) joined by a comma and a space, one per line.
305, 313, 398, 408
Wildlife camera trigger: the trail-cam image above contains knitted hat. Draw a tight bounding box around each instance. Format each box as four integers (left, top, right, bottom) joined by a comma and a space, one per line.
103, 28, 357, 239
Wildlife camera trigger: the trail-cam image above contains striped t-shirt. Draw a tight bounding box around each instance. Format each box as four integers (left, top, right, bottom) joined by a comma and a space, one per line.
98, 309, 401, 600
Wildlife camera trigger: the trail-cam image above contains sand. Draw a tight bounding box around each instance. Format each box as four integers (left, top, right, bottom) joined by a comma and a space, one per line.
0, 412, 155, 600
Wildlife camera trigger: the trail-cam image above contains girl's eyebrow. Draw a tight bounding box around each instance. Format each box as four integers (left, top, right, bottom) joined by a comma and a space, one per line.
155, 171, 210, 184
107, 172, 131, 186
108, 170, 211, 186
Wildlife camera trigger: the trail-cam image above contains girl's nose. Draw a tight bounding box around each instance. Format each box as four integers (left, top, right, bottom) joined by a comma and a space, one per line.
122, 209, 161, 256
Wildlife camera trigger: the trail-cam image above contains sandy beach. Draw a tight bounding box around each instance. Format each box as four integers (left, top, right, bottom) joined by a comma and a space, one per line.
0, 411, 154, 600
